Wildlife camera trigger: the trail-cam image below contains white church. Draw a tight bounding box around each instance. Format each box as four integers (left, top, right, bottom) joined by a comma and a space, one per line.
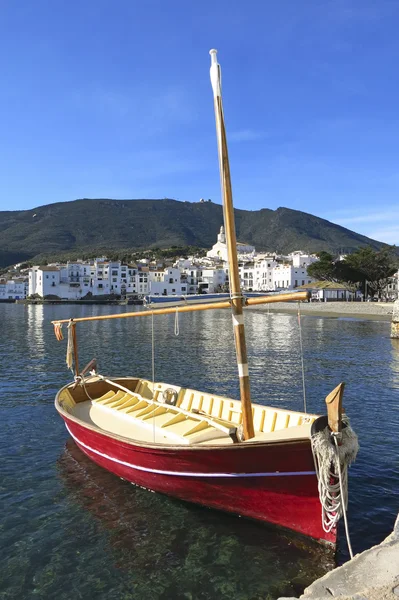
206, 226, 255, 261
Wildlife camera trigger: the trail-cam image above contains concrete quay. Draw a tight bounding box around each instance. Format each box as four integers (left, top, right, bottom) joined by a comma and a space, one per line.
279, 513, 399, 600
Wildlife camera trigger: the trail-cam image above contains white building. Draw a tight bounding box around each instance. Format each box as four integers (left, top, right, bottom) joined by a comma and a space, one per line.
272, 262, 314, 291
29, 259, 150, 299
29, 266, 62, 297
207, 226, 255, 262
289, 251, 317, 269
149, 267, 188, 296
197, 268, 227, 293
383, 269, 399, 300
252, 256, 278, 291
0, 278, 28, 300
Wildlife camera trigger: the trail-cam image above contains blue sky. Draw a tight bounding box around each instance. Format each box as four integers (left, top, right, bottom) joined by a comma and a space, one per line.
1, 0, 399, 244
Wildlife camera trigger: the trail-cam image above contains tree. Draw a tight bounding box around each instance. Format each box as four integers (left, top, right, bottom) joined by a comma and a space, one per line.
307, 252, 368, 292
343, 246, 398, 298
334, 260, 366, 292
307, 252, 337, 281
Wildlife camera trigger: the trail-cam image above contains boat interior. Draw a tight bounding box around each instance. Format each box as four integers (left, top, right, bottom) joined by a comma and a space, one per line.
57, 376, 318, 446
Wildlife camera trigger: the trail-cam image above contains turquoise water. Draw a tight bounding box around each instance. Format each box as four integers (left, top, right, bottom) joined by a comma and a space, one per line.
0, 304, 398, 599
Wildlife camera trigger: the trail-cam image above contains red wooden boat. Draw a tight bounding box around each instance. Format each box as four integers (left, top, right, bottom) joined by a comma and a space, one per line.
53, 50, 356, 549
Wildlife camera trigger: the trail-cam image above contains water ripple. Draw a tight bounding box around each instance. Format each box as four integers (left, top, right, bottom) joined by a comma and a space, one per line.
0, 304, 397, 599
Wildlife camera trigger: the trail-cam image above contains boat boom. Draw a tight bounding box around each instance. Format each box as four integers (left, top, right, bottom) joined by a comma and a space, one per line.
51, 291, 310, 326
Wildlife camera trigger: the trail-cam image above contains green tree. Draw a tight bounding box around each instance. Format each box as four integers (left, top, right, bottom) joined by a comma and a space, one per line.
343, 246, 398, 298
307, 252, 337, 281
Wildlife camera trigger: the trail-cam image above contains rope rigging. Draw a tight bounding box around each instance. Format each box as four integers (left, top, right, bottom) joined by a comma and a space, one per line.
311, 418, 359, 558
297, 302, 307, 414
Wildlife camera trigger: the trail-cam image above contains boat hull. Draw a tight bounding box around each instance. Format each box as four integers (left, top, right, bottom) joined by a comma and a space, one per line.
60, 413, 336, 547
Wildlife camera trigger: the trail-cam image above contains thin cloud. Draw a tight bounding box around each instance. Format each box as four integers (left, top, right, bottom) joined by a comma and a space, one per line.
322, 207, 399, 245
229, 129, 265, 142
326, 208, 399, 226
367, 227, 399, 245
70, 84, 197, 136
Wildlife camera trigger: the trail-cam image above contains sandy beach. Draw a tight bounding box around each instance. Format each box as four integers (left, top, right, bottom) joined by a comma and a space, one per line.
248, 300, 394, 321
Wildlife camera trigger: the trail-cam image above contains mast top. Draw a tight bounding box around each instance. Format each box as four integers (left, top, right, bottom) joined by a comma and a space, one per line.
209, 49, 221, 98
209, 49, 218, 62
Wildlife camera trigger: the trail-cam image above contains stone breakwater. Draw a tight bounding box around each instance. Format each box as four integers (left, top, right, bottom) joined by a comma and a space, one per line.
278, 513, 399, 600
249, 301, 394, 320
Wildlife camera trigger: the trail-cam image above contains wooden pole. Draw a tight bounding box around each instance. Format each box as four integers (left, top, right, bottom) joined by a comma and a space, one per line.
325, 382, 344, 434
209, 49, 254, 439
51, 291, 310, 325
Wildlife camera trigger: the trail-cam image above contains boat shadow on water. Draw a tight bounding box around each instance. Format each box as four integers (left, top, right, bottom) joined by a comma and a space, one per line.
57, 439, 335, 600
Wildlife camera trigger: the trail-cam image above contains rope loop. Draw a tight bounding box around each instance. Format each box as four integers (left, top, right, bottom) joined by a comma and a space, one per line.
229, 292, 245, 304
53, 322, 64, 341
311, 419, 359, 557
174, 307, 180, 336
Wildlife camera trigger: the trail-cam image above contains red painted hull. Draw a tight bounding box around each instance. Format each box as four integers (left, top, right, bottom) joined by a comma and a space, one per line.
60, 413, 336, 546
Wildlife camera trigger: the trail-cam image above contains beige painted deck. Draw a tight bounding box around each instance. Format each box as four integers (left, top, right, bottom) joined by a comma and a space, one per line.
59, 377, 317, 446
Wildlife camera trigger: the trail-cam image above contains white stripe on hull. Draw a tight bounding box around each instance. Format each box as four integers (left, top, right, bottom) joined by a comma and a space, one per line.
65, 423, 316, 479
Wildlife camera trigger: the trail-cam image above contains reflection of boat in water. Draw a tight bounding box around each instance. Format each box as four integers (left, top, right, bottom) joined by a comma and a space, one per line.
57, 439, 335, 596
52, 50, 358, 551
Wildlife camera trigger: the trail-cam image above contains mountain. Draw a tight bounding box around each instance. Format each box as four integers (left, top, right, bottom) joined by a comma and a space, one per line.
0, 198, 388, 267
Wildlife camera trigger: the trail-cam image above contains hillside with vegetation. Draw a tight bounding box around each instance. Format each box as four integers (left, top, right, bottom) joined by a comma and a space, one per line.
0, 198, 388, 267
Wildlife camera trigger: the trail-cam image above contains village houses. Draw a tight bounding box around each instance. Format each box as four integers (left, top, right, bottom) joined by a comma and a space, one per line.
0, 225, 394, 301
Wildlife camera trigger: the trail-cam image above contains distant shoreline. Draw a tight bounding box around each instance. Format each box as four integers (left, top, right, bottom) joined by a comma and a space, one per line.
14, 299, 143, 306
249, 301, 394, 321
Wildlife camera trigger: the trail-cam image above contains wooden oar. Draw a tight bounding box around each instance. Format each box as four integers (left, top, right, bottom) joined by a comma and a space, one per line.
52, 291, 310, 326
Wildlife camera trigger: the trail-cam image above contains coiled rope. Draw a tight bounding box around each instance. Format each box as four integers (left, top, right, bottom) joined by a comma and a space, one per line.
311, 418, 359, 558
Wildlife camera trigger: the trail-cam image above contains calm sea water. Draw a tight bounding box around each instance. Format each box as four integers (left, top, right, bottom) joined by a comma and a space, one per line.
0, 303, 398, 600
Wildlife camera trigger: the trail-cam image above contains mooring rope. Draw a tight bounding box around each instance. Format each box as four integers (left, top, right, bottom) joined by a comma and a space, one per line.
151, 312, 156, 443
311, 419, 359, 558
334, 435, 355, 559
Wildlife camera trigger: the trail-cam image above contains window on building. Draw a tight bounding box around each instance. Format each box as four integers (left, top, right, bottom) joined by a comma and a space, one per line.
295, 280, 298, 287
302, 280, 305, 285
98, 284, 103, 289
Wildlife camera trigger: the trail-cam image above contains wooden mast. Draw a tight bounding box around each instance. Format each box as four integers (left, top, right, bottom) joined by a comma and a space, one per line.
209, 49, 254, 440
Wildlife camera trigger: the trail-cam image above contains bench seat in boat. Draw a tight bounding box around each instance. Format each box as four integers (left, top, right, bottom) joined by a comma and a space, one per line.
60, 377, 317, 446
